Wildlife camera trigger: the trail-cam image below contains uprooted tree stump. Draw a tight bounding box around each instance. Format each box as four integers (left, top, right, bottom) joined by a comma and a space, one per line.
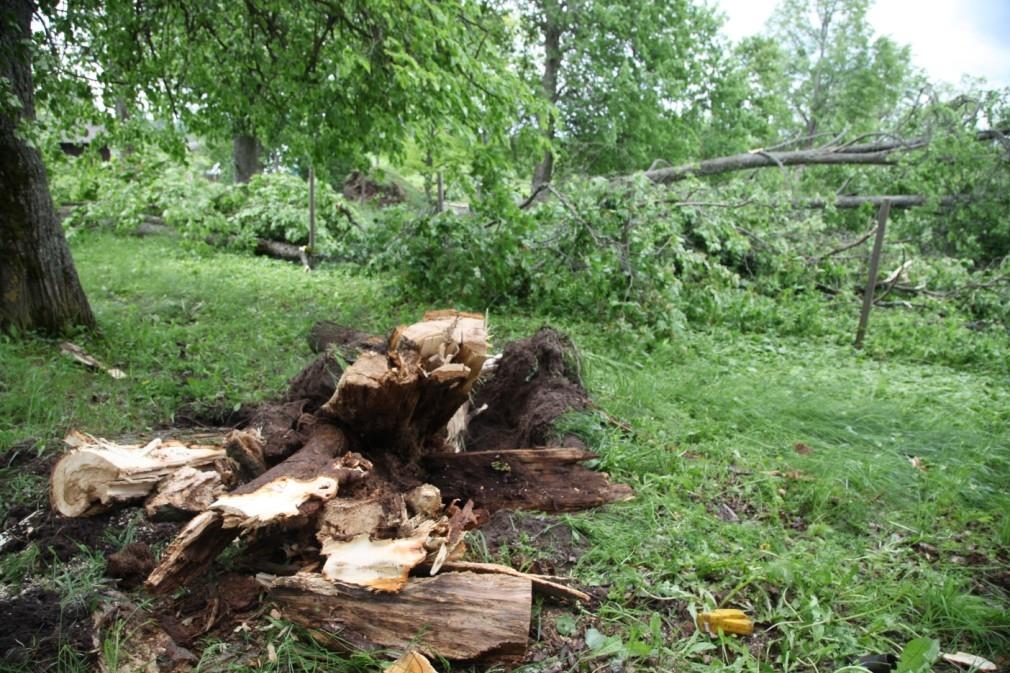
50, 311, 633, 666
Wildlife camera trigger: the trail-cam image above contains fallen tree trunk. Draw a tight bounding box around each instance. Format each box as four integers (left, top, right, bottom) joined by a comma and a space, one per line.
675, 194, 962, 210
645, 147, 897, 184
641, 128, 1008, 184
268, 571, 532, 662
807, 195, 958, 209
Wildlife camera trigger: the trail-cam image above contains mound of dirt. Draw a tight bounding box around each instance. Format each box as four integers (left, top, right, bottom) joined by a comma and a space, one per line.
0, 587, 94, 667
307, 321, 386, 356
106, 542, 156, 589
465, 328, 591, 452
342, 171, 405, 205
284, 354, 343, 412
5, 507, 180, 562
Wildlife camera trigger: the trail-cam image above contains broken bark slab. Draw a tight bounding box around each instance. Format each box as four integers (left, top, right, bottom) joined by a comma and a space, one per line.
146, 423, 370, 594
424, 448, 634, 513
51, 432, 227, 517
144, 467, 224, 521
269, 571, 531, 663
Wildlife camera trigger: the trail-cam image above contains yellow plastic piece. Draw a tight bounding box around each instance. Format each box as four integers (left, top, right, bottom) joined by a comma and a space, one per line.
696, 609, 754, 636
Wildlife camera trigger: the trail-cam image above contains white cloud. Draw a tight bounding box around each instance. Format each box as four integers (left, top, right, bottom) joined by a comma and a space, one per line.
710, 0, 1010, 89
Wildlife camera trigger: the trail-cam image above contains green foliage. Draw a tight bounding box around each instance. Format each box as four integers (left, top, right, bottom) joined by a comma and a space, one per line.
514, 0, 739, 176
51, 153, 358, 255
226, 173, 351, 252
767, 0, 915, 137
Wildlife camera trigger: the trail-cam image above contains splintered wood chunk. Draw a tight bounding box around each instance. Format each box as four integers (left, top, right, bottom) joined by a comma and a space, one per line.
320, 351, 421, 438
320, 533, 428, 592
144, 467, 223, 521
60, 341, 127, 379
398, 311, 488, 380
317, 494, 407, 542
145, 510, 237, 594
145, 423, 365, 593
52, 432, 226, 517
424, 448, 634, 513
269, 571, 531, 662
404, 484, 442, 518
213, 475, 340, 529
320, 312, 491, 460
223, 428, 266, 479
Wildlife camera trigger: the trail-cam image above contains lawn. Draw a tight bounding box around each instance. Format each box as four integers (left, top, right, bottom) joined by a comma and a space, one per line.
1, 231, 1008, 672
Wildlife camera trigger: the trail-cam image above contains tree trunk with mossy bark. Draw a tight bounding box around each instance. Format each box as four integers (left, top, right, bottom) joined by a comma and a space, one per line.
531, 1, 562, 192
232, 131, 261, 183
0, 0, 95, 335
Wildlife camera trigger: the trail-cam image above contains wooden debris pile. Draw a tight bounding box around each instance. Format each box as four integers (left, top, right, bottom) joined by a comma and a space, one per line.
50, 311, 633, 666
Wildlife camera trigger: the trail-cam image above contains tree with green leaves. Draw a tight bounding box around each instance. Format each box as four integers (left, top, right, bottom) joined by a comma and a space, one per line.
517, 0, 727, 188
86, 0, 529, 182
767, 0, 914, 142
2, 0, 529, 334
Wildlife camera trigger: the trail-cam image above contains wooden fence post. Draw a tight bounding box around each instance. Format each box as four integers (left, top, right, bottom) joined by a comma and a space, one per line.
307, 165, 316, 269
854, 200, 892, 349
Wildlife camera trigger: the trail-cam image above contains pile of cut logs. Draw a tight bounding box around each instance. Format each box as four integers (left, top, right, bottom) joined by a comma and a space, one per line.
51, 311, 633, 664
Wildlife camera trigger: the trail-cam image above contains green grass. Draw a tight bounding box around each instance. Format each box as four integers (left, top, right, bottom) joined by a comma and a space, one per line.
1, 231, 1008, 672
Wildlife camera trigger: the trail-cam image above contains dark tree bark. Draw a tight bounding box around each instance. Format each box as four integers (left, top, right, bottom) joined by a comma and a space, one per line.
232, 131, 261, 183
531, 1, 562, 192
0, 0, 95, 334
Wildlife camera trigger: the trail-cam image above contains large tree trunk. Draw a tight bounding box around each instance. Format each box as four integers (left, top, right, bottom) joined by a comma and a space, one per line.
0, 0, 95, 335
232, 131, 261, 183
531, 2, 562, 192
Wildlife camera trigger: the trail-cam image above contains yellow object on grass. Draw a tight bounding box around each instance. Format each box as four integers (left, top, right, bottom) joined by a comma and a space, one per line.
696, 609, 754, 636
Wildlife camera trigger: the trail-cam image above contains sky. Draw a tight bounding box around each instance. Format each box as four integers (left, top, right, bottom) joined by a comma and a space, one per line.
712, 0, 1010, 89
